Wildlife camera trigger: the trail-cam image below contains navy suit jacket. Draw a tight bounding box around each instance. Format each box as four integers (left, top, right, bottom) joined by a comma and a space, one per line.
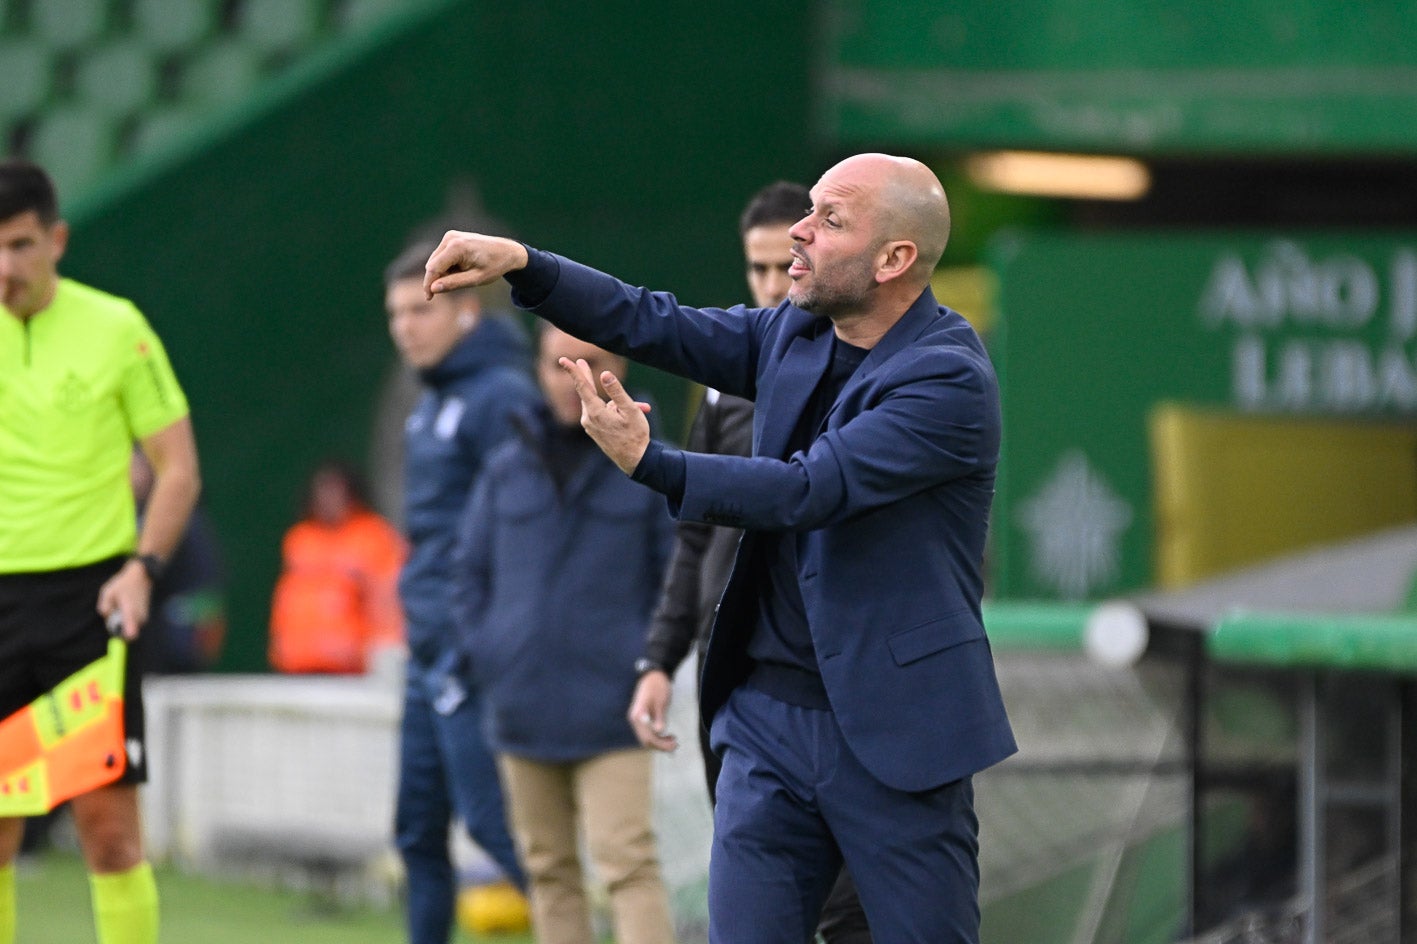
521, 254, 1016, 792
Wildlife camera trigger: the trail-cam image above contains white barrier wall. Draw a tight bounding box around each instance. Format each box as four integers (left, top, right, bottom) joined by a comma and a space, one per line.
139, 666, 715, 925
141, 674, 402, 876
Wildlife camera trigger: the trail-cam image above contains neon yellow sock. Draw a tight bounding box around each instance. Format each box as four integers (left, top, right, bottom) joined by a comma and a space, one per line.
89, 862, 158, 944
0, 863, 14, 944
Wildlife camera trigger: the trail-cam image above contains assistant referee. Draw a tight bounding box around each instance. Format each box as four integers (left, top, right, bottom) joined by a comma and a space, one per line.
0, 160, 200, 944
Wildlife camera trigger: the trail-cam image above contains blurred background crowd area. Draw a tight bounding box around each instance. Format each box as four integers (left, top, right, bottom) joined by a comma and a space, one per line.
8, 1, 1417, 942
0, 0, 408, 187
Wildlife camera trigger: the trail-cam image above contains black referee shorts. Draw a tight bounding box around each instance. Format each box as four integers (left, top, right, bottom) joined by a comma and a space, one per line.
0, 556, 148, 784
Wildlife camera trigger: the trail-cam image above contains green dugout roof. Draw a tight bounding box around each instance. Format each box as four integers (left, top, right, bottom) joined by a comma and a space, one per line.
983, 601, 1095, 652
1209, 611, 1417, 673
981, 601, 1417, 673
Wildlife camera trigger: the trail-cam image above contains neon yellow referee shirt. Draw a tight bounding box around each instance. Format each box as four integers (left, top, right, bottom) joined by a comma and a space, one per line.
0, 278, 189, 573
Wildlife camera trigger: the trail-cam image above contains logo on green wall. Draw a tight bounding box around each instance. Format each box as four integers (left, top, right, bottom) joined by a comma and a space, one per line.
1016, 450, 1133, 600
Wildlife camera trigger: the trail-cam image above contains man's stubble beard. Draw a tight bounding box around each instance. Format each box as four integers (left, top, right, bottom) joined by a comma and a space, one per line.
790, 255, 879, 322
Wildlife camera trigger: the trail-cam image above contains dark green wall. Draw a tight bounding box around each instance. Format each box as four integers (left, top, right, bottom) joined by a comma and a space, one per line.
61, 1, 812, 670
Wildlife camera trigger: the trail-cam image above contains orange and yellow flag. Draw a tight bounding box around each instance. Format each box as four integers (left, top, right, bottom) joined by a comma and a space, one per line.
0, 637, 127, 815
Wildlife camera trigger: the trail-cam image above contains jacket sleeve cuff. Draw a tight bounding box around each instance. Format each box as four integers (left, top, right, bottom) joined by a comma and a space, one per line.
631, 439, 686, 501
506, 245, 561, 308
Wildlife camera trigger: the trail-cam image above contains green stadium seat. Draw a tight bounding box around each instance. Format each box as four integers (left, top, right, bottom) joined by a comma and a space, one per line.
238, 0, 322, 54
336, 0, 408, 31
133, 0, 220, 53
180, 40, 265, 107
128, 105, 203, 159
27, 106, 119, 198
0, 40, 54, 121
74, 41, 159, 115
31, 0, 109, 49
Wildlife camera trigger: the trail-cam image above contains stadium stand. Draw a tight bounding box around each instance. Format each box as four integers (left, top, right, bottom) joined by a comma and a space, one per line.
0, 0, 423, 200
337, 0, 408, 31
27, 104, 120, 195
30, 0, 108, 49
0, 38, 53, 122
131, 0, 218, 53
74, 38, 160, 113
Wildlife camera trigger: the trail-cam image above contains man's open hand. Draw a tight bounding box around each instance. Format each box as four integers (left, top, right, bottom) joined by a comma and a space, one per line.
558, 357, 652, 474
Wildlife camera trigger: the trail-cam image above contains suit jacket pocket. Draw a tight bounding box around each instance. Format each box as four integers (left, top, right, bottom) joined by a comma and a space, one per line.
887, 611, 985, 666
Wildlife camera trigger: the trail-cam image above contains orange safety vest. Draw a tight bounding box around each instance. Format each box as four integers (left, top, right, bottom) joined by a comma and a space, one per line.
268, 510, 406, 673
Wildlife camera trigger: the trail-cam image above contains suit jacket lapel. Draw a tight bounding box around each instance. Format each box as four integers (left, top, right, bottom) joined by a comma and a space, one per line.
825, 287, 941, 425
864, 286, 940, 369
755, 325, 835, 459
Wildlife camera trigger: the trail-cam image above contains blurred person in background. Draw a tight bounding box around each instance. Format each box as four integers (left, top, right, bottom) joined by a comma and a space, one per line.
384, 241, 537, 944
131, 449, 226, 675
268, 459, 404, 674
0, 159, 200, 944
423, 152, 1013, 943
627, 180, 873, 943
454, 323, 674, 944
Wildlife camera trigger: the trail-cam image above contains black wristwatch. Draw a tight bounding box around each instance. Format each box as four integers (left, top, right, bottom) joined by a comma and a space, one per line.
131, 552, 165, 583
634, 657, 666, 678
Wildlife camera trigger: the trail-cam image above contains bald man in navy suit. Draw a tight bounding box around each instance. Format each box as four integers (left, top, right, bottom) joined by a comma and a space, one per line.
423, 153, 1015, 944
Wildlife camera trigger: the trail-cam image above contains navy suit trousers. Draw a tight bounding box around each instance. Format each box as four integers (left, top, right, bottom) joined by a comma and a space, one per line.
709, 685, 980, 944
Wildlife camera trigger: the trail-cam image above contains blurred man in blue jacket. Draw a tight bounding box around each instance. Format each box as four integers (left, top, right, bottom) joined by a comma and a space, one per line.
453, 323, 674, 944
383, 242, 536, 944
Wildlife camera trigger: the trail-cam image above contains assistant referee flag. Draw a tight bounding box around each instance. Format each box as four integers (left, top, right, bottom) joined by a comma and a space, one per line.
0, 636, 127, 815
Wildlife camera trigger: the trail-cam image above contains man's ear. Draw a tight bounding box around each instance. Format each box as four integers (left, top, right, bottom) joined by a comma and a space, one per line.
49, 219, 70, 264
875, 240, 918, 285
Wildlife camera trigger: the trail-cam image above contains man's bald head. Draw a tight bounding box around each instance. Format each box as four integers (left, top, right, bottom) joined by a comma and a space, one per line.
788, 153, 953, 336
822, 153, 951, 283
